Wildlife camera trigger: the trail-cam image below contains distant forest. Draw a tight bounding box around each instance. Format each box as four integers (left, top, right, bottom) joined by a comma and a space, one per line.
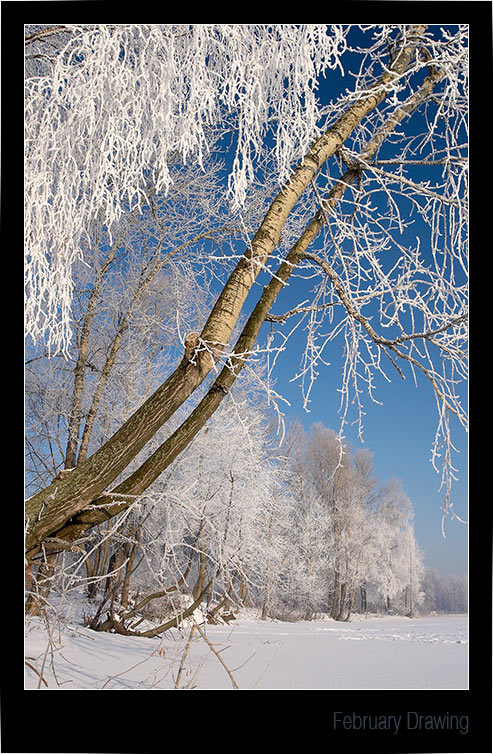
420, 569, 468, 615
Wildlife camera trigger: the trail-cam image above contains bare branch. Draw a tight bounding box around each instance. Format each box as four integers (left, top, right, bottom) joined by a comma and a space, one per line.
25, 26, 70, 44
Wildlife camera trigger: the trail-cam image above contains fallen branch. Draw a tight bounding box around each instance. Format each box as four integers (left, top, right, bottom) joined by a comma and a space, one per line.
174, 624, 196, 689
25, 660, 48, 687
193, 621, 239, 689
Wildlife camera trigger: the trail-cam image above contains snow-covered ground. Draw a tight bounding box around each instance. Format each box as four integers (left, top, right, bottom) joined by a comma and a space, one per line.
25, 605, 468, 690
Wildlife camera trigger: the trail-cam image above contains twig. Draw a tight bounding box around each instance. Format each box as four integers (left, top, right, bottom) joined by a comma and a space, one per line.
193, 621, 239, 689
174, 624, 196, 688
101, 648, 159, 689
25, 660, 48, 687
25, 26, 70, 44
251, 646, 282, 689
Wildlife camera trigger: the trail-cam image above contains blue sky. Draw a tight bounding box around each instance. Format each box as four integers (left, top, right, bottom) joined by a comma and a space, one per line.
253, 232, 468, 579
268, 336, 468, 578
229, 25, 469, 577
229, 240, 468, 578
245, 244, 468, 577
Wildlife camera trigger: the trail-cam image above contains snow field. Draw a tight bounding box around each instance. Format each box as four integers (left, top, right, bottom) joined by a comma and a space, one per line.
24, 611, 467, 691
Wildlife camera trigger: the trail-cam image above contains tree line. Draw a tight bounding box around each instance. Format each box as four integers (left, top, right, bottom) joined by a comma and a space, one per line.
26, 362, 433, 629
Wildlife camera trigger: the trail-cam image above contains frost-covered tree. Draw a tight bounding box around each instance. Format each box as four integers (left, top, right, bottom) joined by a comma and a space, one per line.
367, 478, 425, 614
249, 421, 427, 621
266, 423, 332, 620
82, 383, 283, 633
421, 568, 467, 613
25, 24, 468, 564
402, 526, 426, 615
25, 23, 347, 354
25, 148, 242, 492
331, 448, 380, 620
278, 424, 379, 620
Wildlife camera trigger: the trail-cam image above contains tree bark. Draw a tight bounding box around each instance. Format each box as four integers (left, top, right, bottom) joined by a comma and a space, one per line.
360, 586, 367, 615
120, 525, 141, 609
261, 512, 275, 620
64, 265, 109, 469
25, 553, 58, 616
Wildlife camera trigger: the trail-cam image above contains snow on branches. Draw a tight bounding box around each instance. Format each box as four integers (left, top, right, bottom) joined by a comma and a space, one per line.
25, 24, 347, 354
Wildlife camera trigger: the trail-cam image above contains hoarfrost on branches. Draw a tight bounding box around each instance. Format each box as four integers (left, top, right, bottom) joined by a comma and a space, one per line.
25, 24, 347, 353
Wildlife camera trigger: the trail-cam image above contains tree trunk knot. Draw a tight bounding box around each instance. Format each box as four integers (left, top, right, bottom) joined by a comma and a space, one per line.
184, 332, 200, 362
210, 384, 228, 395
51, 467, 74, 483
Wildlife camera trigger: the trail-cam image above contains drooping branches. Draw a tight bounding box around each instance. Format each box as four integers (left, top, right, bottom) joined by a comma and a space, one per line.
25, 24, 349, 354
